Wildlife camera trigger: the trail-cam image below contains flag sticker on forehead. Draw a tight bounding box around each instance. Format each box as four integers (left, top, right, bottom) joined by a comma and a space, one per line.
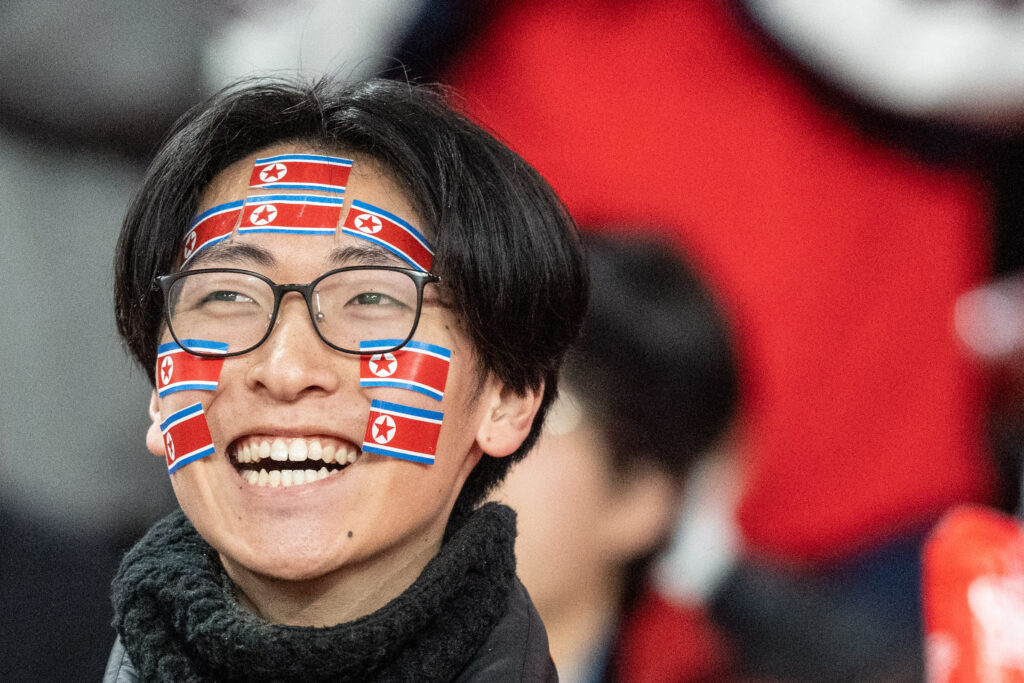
342, 199, 434, 272
160, 402, 216, 474
359, 339, 451, 402
238, 194, 344, 236
249, 153, 353, 194
180, 200, 243, 266
362, 399, 443, 465
155, 339, 229, 397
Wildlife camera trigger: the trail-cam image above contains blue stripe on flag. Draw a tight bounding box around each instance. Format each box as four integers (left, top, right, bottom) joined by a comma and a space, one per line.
188, 199, 244, 229
158, 381, 219, 398
157, 339, 229, 354
160, 402, 204, 432
254, 154, 353, 166
253, 183, 345, 194
341, 229, 427, 272
168, 445, 215, 474
361, 442, 434, 464
360, 378, 443, 402
349, 199, 434, 251
359, 338, 451, 358
247, 194, 345, 205
237, 227, 335, 236
370, 399, 443, 422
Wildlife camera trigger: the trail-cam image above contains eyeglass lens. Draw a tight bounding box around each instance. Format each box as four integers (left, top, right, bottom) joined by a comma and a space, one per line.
166, 270, 421, 354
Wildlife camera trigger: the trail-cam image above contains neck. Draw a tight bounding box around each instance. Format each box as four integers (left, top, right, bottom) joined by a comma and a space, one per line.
541, 570, 624, 676
222, 525, 444, 626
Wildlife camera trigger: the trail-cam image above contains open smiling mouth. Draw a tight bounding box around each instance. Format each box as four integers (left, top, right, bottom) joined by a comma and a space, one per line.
230, 436, 361, 487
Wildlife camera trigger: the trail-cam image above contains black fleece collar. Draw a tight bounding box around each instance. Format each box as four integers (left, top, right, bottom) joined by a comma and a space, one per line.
111, 503, 517, 682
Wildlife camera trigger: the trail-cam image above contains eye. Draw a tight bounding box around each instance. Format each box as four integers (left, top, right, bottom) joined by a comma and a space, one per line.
350, 291, 403, 307
201, 290, 255, 304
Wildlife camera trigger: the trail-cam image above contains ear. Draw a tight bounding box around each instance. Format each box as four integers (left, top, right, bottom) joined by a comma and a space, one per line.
599, 465, 680, 562
475, 378, 544, 458
145, 390, 165, 458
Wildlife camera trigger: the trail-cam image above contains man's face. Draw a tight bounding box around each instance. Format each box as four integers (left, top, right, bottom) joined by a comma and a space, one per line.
146, 145, 504, 590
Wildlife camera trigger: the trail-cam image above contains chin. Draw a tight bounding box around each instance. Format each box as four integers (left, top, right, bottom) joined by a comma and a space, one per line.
224, 533, 347, 583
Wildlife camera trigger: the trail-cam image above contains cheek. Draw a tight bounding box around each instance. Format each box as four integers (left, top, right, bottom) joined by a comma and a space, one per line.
152, 353, 238, 471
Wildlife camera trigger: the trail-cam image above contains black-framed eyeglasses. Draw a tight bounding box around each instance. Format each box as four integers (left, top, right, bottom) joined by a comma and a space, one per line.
155, 266, 440, 357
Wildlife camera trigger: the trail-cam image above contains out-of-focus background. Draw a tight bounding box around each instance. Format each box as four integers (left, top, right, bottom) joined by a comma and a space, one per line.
3, 1, 1024, 680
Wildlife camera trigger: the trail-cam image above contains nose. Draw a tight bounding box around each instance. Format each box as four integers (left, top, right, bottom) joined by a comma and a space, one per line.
245, 293, 345, 401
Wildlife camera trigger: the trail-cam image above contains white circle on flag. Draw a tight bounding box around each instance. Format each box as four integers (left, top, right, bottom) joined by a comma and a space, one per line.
259, 163, 287, 183
165, 433, 176, 461
183, 230, 198, 259
250, 204, 278, 225
354, 213, 383, 234
372, 414, 396, 444
159, 356, 174, 385
369, 353, 398, 377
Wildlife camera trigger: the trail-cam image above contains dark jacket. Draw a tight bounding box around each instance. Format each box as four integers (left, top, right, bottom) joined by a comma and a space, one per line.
105, 504, 556, 682
103, 580, 555, 682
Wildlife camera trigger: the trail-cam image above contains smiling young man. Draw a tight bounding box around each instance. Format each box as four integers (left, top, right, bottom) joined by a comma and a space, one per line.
104, 79, 586, 682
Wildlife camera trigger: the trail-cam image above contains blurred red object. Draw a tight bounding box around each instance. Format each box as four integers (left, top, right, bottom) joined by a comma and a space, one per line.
615, 591, 734, 683
447, 0, 996, 564
924, 505, 1024, 682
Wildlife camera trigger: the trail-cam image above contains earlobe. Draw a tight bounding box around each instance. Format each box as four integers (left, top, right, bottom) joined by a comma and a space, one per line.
145, 390, 166, 458
476, 379, 544, 458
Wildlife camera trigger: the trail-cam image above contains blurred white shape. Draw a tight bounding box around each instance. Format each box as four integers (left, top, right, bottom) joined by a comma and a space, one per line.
745, 0, 1024, 126
203, 0, 427, 90
652, 448, 743, 604
955, 275, 1024, 360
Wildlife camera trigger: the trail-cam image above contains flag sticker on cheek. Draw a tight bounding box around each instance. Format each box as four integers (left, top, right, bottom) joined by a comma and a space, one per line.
359, 339, 451, 401
180, 200, 244, 266
342, 200, 434, 272
238, 194, 345, 236
160, 402, 216, 474
156, 339, 228, 397
362, 399, 443, 465
249, 154, 353, 194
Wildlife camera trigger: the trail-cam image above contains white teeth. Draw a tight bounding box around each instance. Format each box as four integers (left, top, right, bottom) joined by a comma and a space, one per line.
308, 440, 323, 461
288, 439, 308, 462
238, 437, 359, 486
270, 439, 288, 461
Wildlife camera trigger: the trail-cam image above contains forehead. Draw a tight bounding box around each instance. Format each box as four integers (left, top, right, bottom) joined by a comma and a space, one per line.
189, 143, 429, 271
202, 143, 415, 213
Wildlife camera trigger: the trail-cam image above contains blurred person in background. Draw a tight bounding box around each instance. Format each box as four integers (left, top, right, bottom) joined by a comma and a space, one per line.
492, 232, 739, 682
387, 0, 1024, 677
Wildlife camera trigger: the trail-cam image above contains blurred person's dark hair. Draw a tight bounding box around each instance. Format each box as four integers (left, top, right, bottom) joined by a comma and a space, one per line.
567, 231, 738, 478
565, 230, 739, 606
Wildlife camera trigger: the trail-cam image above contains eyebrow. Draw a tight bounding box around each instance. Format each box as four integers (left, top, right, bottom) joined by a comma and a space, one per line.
181, 240, 405, 272
327, 244, 406, 267
184, 242, 276, 271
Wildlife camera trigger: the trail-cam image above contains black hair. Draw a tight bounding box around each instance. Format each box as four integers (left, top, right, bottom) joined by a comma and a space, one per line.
114, 77, 587, 511
566, 232, 738, 478
565, 231, 739, 614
